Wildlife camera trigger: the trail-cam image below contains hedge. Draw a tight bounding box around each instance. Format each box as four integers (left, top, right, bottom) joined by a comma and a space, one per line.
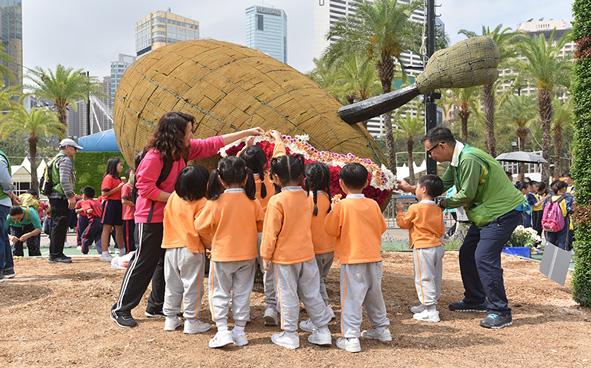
74, 152, 129, 196
571, 0, 591, 306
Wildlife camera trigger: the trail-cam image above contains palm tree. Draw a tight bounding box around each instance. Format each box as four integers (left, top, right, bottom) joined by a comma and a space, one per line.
497, 93, 537, 181
514, 30, 572, 184
0, 105, 64, 191
0, 42, 14, 83
324, 0, 421, 173
441, 86, 481, 143
393, 112, 424, 184
551, 98, 572, 178
458, 25, 521, 157
25, 64, 105, 134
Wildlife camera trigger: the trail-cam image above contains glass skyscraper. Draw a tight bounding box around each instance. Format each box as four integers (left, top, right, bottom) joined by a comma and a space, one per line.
0, 0, 22, 88
245, 5, 287, 64
135, 10, 199, 58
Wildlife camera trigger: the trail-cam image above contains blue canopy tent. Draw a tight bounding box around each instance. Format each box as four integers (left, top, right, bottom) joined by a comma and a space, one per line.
78, 129, 120, 152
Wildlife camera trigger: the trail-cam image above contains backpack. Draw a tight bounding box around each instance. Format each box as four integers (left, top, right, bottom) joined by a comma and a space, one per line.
40, 153, 66, 196
541, 194, 566, 233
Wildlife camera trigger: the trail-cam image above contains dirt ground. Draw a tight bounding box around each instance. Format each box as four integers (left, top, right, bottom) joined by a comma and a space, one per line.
1, 251, 589, 368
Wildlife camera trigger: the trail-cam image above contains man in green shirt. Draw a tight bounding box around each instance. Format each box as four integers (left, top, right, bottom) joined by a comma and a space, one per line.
397, 127, 524, 329
6, 206, 43, 257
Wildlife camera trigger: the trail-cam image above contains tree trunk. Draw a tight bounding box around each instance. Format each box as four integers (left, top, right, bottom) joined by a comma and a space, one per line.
29, 134, 39, 192
482, 83, 496, 157
517, 130, 527, 183
377, 58, 396, 174
459, 109, 470, 143
407, 136, 414, 185
538, 89, 553, 185
553, 125, 563, 179
56, 100, 68, 135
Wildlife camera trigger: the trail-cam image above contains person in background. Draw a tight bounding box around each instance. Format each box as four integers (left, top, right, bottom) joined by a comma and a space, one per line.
48, 139, 82, 264
515, 181, 532, 228
6, 206, 43, 257
543, 180, 574, 250
120, 168, 136, 254
99, 157, 126, 261
76, 187, 103, 255
562, 170, 576, 251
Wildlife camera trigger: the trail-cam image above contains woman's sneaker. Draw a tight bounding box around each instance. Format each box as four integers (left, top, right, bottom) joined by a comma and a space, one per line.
413, 310, 440, 323
336, 337, 361, 353
184, 319, 211, 334
164, 316, 182, 331
480, 314, 512, 329
271, 331, 300, 349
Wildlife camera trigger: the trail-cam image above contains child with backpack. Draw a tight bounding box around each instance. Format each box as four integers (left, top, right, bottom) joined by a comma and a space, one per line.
542, 180, 574, 250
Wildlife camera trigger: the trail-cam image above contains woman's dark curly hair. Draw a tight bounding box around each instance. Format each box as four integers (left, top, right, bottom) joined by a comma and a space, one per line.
145, 111, 194, 162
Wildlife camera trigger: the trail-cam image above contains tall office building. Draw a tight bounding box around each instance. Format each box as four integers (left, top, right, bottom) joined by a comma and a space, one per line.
245, 5, 287, 63
110, 54, 136, 108
0, 0, 22, 88
135, 10, 199, 58
313, 0, 427, 137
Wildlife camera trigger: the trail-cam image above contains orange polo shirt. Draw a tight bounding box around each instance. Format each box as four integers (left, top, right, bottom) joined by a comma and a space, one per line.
194, 190, 263, 262
162, 193, 207, 254
396, 201, 444, 249
309, 192, 336, 255
324, 195, 386, 264
260, 188, 315, 265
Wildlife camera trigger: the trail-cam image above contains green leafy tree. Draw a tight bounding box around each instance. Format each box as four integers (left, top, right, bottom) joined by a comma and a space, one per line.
324, 0, 421, 173
0, 42, 14, 83
0, 105, 64, 191
441, 86, 481, 143
25, 64, 105, 135
551, 98, 573, 178
458, 25, 521, 157
394, 112, 424, 184
515, 30, 572, 184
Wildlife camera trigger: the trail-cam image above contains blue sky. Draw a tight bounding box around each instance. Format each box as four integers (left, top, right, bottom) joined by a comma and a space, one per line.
22, 0, 573, 79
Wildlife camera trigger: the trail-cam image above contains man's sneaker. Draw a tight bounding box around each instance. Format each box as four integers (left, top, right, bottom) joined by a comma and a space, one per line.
413, 310, 440, 323
263, 308, 278, 326
110, 310, 137, 328
232, 330, 249, 347
164, 316, 182, 331
0, 273, 4, 283
410, 304, 425, 314
48, 255, 72, 264
145, 310, 165, 318
327, 305, 335, 319
449, 300, 488, 312
299, 318, 316, 333
336, 337, 361, 353
271, 331, 300, 349
361, 328, 392, 342
209, 330, 234, 348
308, 329, 332, 346
99, 252, 113, 262
480, 314, 512, 329
3, 268, 15, 278
184, 318, 211, 334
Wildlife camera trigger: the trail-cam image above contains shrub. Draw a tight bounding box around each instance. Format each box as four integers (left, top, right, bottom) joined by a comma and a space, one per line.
74, 152, 129, 196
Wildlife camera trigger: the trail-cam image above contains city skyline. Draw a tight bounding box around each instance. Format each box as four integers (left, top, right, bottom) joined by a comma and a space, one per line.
22, 1, 573, 79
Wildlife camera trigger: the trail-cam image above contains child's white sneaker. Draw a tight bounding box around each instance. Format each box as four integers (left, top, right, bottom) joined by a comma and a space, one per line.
413, 309, 440, 323
232, 330, 248, 347
184, 318, 210, 334
99, 252, 113, 262
336, 337, 361, 353
263, 308, 278, 326
209, 330, 234, 348
308, 328, 331, 346
163, 316, 182, 331
361, 328, 392, 342
410, 304, 426, 314
271, 331, 300, 349
299, 318, 316, 332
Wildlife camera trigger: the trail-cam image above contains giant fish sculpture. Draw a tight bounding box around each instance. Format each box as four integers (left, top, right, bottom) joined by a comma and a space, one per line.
113, 39, 386, 171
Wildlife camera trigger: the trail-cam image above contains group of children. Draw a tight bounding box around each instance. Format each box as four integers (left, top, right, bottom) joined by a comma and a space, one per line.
156, 130, 431, 353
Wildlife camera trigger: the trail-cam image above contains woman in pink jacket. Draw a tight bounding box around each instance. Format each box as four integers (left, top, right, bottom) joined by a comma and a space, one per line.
111, 111, 263, 328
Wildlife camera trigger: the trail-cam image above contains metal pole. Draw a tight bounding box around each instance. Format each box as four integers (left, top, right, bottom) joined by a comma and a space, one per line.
425, 0, 437, 175
86, 71, 91, 136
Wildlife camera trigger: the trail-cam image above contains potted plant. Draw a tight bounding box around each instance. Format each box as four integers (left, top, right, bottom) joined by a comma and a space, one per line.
503, 225, 542, 258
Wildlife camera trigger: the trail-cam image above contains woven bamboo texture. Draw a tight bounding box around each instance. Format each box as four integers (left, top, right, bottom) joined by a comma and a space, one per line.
113, 40, 387, 170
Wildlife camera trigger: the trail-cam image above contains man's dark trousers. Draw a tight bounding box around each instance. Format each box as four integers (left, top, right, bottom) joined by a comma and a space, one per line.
49, 198, 70, 258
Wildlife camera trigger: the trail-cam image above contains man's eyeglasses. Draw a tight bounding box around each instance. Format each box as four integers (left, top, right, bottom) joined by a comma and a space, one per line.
426, 142, 441, 157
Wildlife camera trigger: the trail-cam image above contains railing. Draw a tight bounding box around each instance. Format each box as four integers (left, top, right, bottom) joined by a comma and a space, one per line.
383, 195, 456, 232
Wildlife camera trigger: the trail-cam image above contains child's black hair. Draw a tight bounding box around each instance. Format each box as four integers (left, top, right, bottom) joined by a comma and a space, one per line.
175, 165, 209, 201
339, 163, 367, 189
418, 174, 444, 198
538, 182, 546, 191
125, 167, 133, 178
270, 154, 308, 191
9, 206, 23, 217
550, 180, 568, 194
208, 156, 256, 200
104, 156, 122, 178
26, 188, 38, 196
305, 162, 331, 216
81, 186, 96, 198
239, 145, 268, 199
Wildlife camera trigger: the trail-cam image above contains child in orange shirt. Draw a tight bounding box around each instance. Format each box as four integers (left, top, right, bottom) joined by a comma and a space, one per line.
162, 165, 211, 335
195, 157, 264, 348
395, 174, 445, 323
260, 154, 332, 350
239, 129, 286, 326
299, 162, 336, 332
324, 163, 390, 353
